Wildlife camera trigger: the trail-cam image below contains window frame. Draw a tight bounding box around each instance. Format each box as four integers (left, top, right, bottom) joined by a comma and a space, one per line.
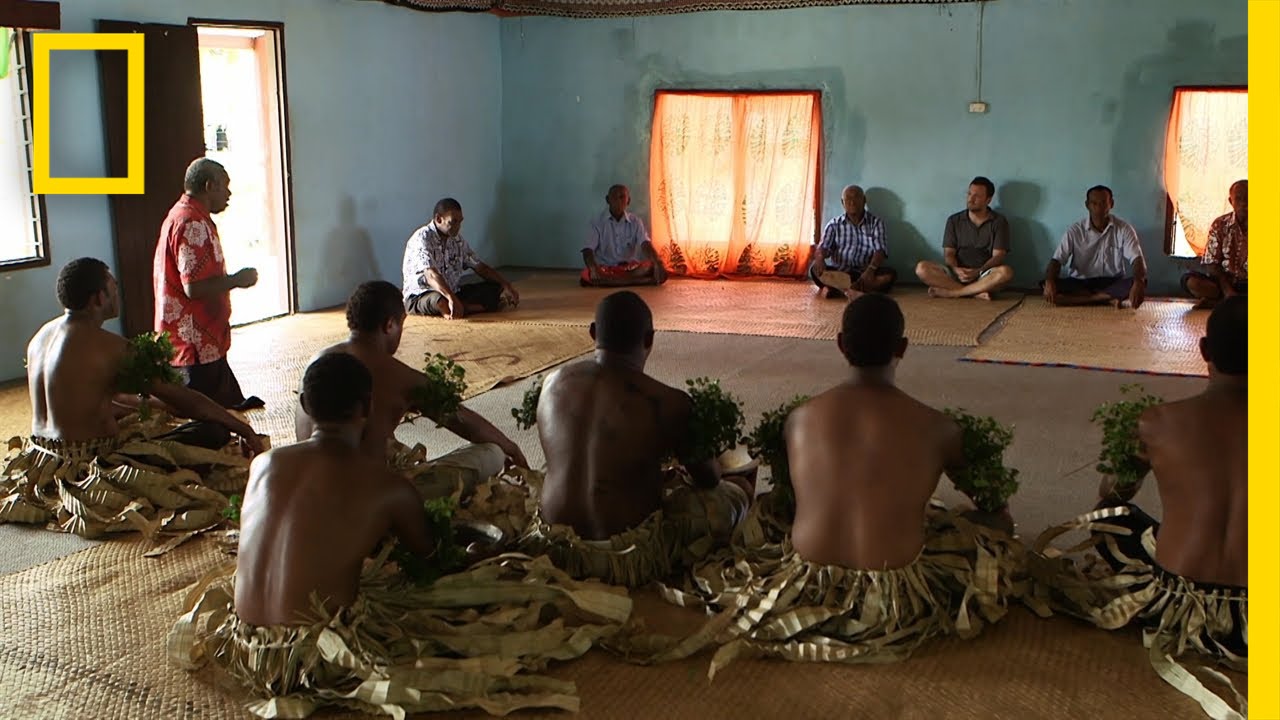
1162, 84, 1247, 258
1, 30, 50, 272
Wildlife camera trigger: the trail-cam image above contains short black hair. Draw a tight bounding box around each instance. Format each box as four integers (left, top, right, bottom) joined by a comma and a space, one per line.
840, 293, 905, 367
433, 197, 462, 217
593, 291, 653, 352
56, 257, 109, 311
184, 157, 226, 193
1086, 185, 1114, 202
345, 281, 405, 332
302, 353, 373, 423
970, 176, 995, 198
1205, 296, 1246, 376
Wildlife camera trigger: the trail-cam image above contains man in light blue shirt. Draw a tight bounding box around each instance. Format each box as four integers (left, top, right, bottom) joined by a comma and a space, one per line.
581, 185, 668, 287
1041, 185, 1148, 308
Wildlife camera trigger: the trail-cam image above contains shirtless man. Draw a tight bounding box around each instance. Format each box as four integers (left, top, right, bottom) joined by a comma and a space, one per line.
294, 281, 527, 493
28, 257, 262, 450
1100, 295, 1247, 588
527, 291, 750, 584
238, 352, 433, 625
786, 293, 970, 570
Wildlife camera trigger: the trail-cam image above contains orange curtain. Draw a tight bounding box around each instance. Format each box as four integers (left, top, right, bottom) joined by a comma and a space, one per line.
1163, 88, 1248, 256
649, 92, 819, 278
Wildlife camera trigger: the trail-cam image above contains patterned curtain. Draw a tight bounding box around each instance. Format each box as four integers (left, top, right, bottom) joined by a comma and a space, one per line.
649, 92, 819, 279
1163, 88, 1248, 257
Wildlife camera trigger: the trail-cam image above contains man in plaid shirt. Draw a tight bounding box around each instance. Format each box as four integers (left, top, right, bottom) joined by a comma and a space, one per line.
809, 185, 897, 299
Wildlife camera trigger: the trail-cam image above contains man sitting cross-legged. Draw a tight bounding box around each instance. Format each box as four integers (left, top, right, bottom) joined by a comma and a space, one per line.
170, 353, 633, 719
581, 184, 668, 287
1029, 296, 1247, 720
915, 175, 1015, 300
295, 281, 528, 502
633, 294, 1024, 671
1042, 185, 1148, 308
0, 258, 264, 539
519, 291, 753, 588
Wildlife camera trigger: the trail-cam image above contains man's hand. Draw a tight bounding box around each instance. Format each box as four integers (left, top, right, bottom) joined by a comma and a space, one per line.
1042, 280, 1058, 305
233, 267, 259, 289
956, 267, 979, 283
502, 441, 529, 469
857, 267, 876, 289
1223, 282, 1239, 298
502, 282, 520, 308
1128, 279, 1146, 309
445, 294, 466, 320
587, 266, 601, 285
235, 428, 266, 456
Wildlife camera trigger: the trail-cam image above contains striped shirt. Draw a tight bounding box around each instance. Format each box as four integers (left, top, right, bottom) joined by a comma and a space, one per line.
818, 211, 888, 270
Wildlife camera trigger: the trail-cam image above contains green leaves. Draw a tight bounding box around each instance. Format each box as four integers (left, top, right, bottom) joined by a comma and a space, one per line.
116, 332, 181, 420
743, 395, 808, 511
684, 377, 746, 463
390, 496, 467, 586
222, 493, 242, 522
943, 408, 1020, 514
1091, 384, 1162, 492
407, 354, 468, 427
511, 377, 542, 431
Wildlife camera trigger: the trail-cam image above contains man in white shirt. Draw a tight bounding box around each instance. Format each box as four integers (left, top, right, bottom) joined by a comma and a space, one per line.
581, 185, 667, 287
1041, 186, 1148, 308
401, 198, 519, 319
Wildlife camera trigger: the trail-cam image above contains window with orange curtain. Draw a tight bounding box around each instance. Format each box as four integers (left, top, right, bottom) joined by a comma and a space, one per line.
1164, 87, 1248, 257
649, 91, 822, 279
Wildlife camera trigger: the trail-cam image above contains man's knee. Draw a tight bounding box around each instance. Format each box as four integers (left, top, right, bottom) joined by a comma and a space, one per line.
988, 264, 1014, 284
914, 260, 936, 281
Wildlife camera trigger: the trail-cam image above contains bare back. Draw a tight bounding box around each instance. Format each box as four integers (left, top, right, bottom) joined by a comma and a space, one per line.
26, 316, 128, 442
537, 360, 690, 539
786, 382, 962, 570
1139, 387, 1248, 586
234, 439, 427, 626
294, 342, 419, 460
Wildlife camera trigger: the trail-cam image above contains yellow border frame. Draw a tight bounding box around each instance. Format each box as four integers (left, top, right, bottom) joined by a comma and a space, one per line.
31, 33, 145, 195
1248, 2, 1276, 715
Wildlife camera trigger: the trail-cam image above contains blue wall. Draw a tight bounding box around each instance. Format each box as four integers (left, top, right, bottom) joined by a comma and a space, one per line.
0, 0, 501, 381
497, 0, 1246, 292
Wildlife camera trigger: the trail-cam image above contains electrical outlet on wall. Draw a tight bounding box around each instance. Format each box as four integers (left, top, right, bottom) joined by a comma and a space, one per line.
968, 101, 989, 114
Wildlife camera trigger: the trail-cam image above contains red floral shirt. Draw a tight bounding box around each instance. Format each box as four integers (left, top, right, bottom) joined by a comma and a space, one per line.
1202, 211, 1247, 282
152, 195, 231, 367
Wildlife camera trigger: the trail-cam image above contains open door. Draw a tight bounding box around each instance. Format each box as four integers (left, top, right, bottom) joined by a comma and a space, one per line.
96, 20, 205, 337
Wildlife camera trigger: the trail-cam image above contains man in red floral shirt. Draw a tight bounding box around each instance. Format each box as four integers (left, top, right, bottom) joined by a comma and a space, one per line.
1182, 179, 1247, 309
153, 158, 263, 410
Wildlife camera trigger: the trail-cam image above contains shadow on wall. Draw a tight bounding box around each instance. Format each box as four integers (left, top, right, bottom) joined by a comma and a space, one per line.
864, 187, 927, 277
320, 195, 380, 297
995, 180, 1054, 287
1111, 20, 1246, 294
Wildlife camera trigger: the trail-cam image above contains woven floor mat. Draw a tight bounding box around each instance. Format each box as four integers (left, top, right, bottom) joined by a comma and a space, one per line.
963, 298, 1210, 377
0, 535, 1237, 719
227, 314, 593, 445
470, 273, 1022, 347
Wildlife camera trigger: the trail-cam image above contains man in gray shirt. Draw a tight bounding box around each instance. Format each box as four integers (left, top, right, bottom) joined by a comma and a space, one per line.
1041, 185, 1147, 308
915, 176, 1014, 300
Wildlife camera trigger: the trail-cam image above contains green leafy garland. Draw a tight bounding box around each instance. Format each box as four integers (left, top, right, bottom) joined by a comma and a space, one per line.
943, 408, 1020, 513
743, 395, 808, 510
390, 496, 467, 586
684, 377, 745, 463
115, 332, 182, 420
406, 353, 468, 427
1091, 384, 1162, 493
511, 376, 543, 431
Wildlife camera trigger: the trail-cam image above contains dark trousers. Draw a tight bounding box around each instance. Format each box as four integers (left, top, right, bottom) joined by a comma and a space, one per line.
178, 356, 246, 409
1040, 275, 1134, 300
808, 263, 899, 292
405, 280, 504, 316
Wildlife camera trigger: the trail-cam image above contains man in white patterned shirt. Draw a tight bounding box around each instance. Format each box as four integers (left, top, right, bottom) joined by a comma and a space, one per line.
401, 198, 519, 319
1183, 180, 1247, 309
581, 184, 667, 287
1042, 185, 1148, 308
809, 185, 897, 299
